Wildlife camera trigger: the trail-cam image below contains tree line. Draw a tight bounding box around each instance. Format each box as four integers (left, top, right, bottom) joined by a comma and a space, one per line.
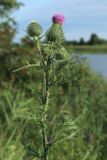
66, 33, 107, 45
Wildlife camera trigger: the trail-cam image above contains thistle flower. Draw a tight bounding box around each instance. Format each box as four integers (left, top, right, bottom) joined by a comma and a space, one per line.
46, 14, 65, 43
52, 14, 65, 25
27, 21, 42, 37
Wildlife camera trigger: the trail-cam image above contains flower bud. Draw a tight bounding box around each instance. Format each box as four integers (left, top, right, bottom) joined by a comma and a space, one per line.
46, 24, 64, 43
27, 21, 42, 37
52, 14, 65, 25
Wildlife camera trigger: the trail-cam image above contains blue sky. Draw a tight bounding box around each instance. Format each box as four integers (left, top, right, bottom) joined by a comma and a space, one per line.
13, 0, 107, 41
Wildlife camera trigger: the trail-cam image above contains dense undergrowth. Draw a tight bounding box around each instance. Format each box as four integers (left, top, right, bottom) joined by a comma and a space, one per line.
0, 51, 107, 159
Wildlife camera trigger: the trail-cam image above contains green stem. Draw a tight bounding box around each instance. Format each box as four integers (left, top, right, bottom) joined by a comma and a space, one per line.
13, 63, 40, 72
36, 40, 49, 160
44, 69, 49, 111
41, 69, 49, 160
36, 40, 46, 68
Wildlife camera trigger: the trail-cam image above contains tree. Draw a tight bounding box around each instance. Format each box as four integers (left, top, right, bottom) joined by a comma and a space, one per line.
79, 37, 85, 45
0, 0, 22, 82
0, 0, 22, 46
88, 33, 100, 45
0, 0, 22, 19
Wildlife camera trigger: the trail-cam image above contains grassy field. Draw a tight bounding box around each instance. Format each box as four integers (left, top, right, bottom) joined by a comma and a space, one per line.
67, 44, 107, 53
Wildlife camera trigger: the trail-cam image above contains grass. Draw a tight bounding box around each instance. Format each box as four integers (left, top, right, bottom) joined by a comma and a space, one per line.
66, 44, 107, 53
1, 54, 107, 160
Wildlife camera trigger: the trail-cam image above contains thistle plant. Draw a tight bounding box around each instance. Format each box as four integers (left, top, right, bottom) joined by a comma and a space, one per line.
14, 15, 77, 160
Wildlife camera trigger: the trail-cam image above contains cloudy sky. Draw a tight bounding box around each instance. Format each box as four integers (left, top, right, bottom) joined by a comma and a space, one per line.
13, 0, 107, 41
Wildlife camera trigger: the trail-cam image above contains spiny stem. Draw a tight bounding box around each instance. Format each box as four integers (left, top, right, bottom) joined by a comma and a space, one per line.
41, 70, 49, 160
12, 63, 40, 72
36, 40, 49, 160
36, 40, 46, 68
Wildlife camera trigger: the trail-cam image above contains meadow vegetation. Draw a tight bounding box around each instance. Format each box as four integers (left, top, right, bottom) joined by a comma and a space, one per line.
67, 44, 107, 53
66, 33, 107, 53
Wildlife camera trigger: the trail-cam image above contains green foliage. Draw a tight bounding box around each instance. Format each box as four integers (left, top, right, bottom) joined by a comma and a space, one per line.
1, 55, 107, 160
0, 89, 28, 160
65, 34, 107, 49
88, 33, 100, 45
0, 0, 23, 84
0, 22, 15, 49
79, 37, 85, 45
88, 33, 107, 45
1, 2, 107, 160
0, 0, 22, 18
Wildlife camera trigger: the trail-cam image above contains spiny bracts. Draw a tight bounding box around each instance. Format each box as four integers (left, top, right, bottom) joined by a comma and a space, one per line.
46, 24, 65, 44
27, 21, 42, 37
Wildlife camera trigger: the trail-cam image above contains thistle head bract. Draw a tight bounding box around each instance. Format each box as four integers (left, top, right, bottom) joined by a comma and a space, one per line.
27, 21, 42, 37
46, 24, 65, 44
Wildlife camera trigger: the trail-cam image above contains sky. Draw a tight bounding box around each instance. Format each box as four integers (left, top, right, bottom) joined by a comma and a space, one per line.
13, 0, 107, 42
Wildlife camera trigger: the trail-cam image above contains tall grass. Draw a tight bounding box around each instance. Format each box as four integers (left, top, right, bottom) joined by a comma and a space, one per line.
1, 55, 107, 159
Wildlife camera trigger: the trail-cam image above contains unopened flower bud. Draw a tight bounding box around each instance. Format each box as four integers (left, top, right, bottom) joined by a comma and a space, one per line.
27, 21, 42, 37
46, 24, 64, 43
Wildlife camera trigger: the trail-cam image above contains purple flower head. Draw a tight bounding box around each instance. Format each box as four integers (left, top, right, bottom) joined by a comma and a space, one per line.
52, 14, 65, 25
